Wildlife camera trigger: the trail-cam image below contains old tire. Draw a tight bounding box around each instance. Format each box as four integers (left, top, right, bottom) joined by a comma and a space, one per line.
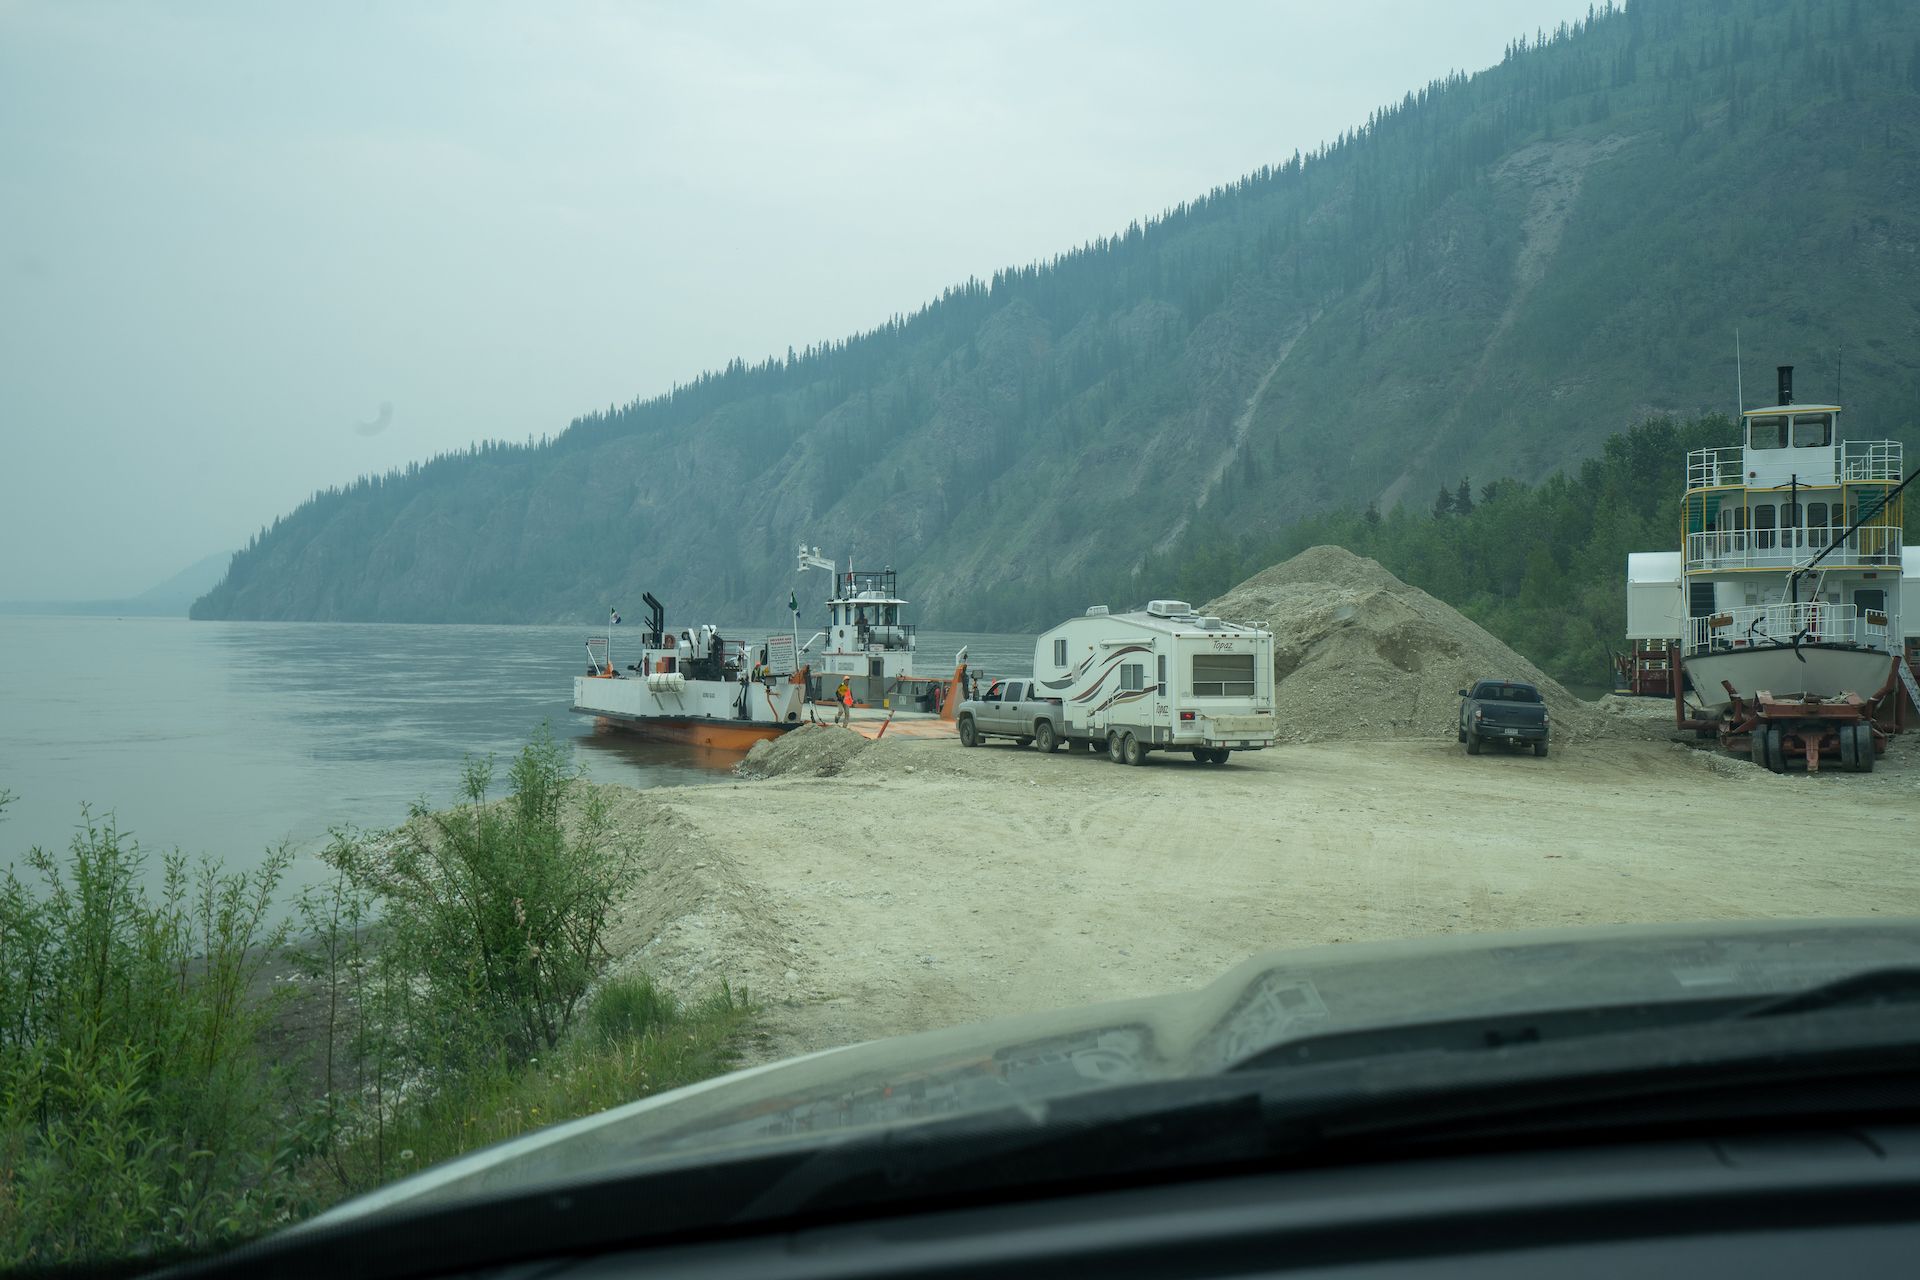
1014, 736, 1032, 748
1035, 721, 1058, 753
1212, 748, 1232, 765
958, 716, 979, 748
1533, 740, 1549, 757
1749, 727, 1768, 769
1121, 732, 1145, 766
1465, 732, 1482, 756
1763, 724, 1786, 773
1839, 721, 1859, 771
1108, 732, 1124, 763
1856, 722, 1876, 773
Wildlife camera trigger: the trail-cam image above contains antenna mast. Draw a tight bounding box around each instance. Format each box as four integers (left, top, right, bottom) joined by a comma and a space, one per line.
1734, 328, 1743, 415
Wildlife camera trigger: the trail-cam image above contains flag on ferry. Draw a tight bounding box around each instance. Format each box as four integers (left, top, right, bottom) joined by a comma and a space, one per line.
609, 607, 621, 625
787, 591, 798, 614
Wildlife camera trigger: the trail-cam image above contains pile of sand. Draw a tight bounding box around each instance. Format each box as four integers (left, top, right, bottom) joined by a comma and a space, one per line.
737, 724, 876, 778
1202, 545, 1608, 742
737, 725, 973, 781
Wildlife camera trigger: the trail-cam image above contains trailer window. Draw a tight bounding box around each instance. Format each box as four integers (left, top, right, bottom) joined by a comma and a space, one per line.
1053, 638, 1067, 667
1192, 653, 1255, 697
1157, 654, 1167, 695
1120, 663, 1144, 692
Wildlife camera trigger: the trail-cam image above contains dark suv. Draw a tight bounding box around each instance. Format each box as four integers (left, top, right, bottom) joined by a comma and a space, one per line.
1458, 679, 1549, 757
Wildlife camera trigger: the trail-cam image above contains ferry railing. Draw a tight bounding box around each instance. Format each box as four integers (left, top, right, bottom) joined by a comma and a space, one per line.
1685, 602, 1890, 656
1684, 526, 1902, 570
1687, 447, 1745, 490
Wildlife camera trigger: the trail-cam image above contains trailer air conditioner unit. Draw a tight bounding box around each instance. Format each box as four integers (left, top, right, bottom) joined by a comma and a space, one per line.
1145, 600, 1193, 617
1085, 605, 1109, 616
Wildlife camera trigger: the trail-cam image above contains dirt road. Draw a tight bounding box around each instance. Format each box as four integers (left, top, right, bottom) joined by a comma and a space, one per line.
600, 729, 1920, 1066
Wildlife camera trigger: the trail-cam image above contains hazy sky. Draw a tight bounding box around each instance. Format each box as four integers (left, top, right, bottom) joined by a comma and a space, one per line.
0, 1, 1593, 600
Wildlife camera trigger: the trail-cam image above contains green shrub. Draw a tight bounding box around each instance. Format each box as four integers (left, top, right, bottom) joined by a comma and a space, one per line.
0, 739, 751, 1265
323, 727, 635, 1070
0, 811, 300, 1270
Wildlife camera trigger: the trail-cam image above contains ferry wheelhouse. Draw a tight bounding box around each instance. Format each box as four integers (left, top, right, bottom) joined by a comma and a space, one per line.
795, 545, 945, 710
1628, 366, 1909, 720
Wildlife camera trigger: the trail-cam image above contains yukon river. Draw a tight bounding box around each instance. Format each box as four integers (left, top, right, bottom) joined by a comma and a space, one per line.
0, 615, 1034, 898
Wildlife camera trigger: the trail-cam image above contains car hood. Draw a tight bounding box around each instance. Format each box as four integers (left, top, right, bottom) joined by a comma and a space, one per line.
309, 916, 1920, 1226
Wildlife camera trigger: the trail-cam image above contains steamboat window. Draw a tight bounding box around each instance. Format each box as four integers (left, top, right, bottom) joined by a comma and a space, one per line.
1748, 415, 1788, 450
1120, 663, 1145, 693
1053, 638, 1068, 667
1791, 413, 1832, 447
1192, 653, 1256, 697
1753, 503, 1776, 550
1855, 588, 1886, 615
1781, 502, 1801, 548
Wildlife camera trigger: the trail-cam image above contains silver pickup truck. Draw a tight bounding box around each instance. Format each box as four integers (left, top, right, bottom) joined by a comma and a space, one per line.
955, 679, 1075, 752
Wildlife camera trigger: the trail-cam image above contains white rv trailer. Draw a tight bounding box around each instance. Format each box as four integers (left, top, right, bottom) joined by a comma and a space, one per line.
1032, 600, 1278, 762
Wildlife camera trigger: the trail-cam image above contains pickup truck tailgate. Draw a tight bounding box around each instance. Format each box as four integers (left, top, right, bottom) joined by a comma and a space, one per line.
1203, 713, 1277, 738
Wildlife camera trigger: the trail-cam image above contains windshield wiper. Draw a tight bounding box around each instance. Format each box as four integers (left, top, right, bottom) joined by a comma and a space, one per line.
1227, 968, 1920, 1075
1731, 967, 1920, 1020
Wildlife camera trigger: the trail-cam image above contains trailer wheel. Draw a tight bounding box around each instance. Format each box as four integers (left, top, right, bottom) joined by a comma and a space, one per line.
1763, 724, 1786, 773
1034, 721, 1058, 753
1855, 722, 1876, 773
1748, 728, 1767, 769
1121, 733, 1145, 766
1211, 748, 1232, 765
958, 716, 979, 748
1839, 721, 1859, 771
1108, 732, 1124, 763
1014, 736, 1032, 748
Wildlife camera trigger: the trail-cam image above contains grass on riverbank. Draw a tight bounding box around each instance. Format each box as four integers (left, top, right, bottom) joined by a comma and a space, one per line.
316, 976, 750, 1196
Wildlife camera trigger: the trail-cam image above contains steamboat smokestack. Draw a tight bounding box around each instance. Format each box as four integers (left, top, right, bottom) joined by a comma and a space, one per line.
1777, 365, 1794, 406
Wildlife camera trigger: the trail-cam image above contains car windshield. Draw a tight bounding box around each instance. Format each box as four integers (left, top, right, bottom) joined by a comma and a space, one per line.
4, 1, 1916, 1275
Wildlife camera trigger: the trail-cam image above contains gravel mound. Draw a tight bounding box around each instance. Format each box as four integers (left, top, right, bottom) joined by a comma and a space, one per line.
1202, 545, 1608, 742
737, 724, 874, 778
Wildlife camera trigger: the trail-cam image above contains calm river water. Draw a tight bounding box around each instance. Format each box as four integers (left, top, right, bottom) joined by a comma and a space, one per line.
0, 617, 1033, 897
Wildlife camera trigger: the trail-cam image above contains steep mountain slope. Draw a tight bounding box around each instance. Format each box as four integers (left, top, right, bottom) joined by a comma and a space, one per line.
195, 0, 1920, 631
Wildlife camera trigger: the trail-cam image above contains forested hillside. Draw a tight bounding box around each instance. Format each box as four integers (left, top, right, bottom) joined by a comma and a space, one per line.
195, 0, 1920, 632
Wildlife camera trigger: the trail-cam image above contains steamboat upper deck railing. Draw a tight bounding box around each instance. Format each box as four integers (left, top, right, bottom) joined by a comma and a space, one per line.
1687, 440, 1903, 491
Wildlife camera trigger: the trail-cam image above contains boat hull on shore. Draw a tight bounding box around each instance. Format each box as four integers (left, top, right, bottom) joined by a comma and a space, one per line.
1684, 644, 1896, 716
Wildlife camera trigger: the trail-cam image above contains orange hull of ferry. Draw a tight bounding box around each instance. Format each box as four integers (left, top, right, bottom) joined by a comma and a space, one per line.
592, 715, 798, 751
